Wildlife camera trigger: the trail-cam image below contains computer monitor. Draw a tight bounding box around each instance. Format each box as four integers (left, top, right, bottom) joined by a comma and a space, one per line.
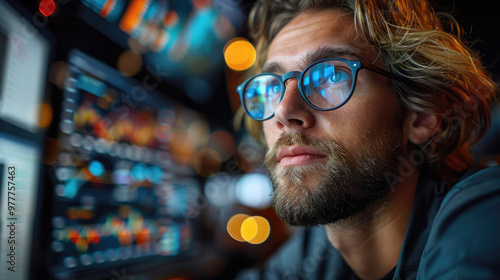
0, 133, 44, 280
0, 0, 50, 135
0, 0, 52, 279
45, 49, 202, 279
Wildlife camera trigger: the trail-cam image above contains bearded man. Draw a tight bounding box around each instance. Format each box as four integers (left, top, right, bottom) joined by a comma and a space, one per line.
235, 0, 500, 279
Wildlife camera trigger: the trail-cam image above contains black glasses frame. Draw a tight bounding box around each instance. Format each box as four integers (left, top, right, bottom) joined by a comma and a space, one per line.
237, 58, 398, 121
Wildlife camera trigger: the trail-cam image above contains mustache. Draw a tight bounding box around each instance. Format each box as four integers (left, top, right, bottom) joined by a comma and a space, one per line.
264, 132, 346, 168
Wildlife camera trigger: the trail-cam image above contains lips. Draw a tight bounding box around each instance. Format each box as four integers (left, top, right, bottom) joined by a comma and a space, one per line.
276, 146, 327, 166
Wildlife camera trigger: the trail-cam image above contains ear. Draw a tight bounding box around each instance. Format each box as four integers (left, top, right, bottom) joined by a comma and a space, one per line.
404, 111, 442, 145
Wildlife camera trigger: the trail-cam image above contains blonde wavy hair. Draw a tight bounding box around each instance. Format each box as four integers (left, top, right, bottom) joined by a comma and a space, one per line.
241, 0, 497, 180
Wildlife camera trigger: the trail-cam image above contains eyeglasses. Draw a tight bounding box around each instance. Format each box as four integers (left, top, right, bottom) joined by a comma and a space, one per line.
237, 58, 397, 121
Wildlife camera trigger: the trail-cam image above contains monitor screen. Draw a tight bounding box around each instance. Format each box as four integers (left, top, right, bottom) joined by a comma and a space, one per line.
0, 133, 42, 280
47, 49, 202, 279
0, 0, 50, 134
0, 1, 51, 279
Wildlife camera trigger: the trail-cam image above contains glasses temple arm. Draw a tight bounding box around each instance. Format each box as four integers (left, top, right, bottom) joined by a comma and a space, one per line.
361, 62, 404, 82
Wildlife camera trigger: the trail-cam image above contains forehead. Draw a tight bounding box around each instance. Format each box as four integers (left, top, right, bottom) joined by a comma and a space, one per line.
266, 9, 379, 70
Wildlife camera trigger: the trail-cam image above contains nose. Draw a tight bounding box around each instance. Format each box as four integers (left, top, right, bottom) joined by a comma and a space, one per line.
272, 76, 315, 131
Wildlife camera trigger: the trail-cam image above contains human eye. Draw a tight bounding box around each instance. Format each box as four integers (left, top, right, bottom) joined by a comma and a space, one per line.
328, 70, 351, 83
307, 62, 352, 87
267, 82, 281, 95
301, 60, 356, 109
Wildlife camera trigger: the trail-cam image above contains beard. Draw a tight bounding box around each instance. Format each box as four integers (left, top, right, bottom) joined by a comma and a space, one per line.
264, 130, 405, 227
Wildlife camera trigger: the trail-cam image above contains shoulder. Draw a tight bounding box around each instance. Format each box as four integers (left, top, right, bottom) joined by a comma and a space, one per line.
236, 227, 343, 280
417, 165, 500, 279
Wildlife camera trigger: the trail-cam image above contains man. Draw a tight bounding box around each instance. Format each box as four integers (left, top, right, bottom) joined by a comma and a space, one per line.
235, 0, 500, 279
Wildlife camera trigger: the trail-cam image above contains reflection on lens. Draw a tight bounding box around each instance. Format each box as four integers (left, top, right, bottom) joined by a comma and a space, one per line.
303, 60, 353, 109
243, 75, 281, 120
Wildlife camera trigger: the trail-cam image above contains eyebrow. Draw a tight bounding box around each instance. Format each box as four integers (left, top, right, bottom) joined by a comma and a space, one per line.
262, 61, 287, 74
304, 46, 362, 65
262, 46, 363, 74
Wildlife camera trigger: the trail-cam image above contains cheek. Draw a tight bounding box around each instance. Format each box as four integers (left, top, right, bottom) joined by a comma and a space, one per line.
324, 93, 400, 149
353, 102, 397, 129
349, 78, 400, 131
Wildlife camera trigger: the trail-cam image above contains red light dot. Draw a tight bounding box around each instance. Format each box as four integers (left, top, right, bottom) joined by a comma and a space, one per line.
39, 0, 56, 17
87, 229, 100, 244
135, 228, 150, 245
69, 230, 80, 243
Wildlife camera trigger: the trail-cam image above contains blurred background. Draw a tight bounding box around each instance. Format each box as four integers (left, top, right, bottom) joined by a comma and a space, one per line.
0, 0, 498, 279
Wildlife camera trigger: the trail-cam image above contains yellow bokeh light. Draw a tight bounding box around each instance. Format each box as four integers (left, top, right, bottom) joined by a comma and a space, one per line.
187, 120, 210, 147
48, 61, 68, 88
117, 50, 143, 76
223, 38, 256, 71
241, 216, 270, 244
208, 130, 235, 161
193, 148, 222, 177
226, 214, 250, 242
38, 102, 53, 128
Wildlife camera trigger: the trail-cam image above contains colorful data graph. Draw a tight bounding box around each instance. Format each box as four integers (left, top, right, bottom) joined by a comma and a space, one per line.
52, 50, 200, 273
61, 208, 148, 252
73, 99, 168, 148
61, 160, 163, 200
63, 160, 105, 199
58, 206, 190, 255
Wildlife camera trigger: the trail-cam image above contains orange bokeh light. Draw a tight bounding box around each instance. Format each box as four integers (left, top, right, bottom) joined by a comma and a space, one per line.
117, 50, 143, 76
223, 38, 256, 71
241, 216, 270, 244
38, 102, 53, 128
226, 214, 250, 242
227, 214, 271, 245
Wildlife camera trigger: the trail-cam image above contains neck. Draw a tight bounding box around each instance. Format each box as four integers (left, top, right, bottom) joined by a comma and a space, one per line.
325, 170, 419, 280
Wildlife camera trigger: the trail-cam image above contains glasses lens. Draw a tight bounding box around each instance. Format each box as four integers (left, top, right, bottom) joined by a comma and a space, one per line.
302, 60, 353, 109
242, 75, 282, 120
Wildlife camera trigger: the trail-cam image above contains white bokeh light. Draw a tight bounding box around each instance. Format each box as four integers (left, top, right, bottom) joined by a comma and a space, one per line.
235, 173, 273, 209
